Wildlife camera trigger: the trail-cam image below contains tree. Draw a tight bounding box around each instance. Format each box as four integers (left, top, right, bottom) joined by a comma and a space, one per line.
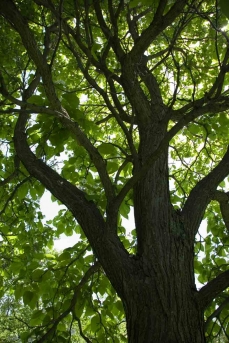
0, 0, 229, 341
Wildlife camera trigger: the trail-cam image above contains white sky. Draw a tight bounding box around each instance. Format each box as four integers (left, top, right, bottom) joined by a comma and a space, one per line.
40, 191, 135, 251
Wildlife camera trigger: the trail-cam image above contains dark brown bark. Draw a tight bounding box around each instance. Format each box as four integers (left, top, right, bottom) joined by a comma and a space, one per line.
125, 116, 206, 342
123, 261, 206, 343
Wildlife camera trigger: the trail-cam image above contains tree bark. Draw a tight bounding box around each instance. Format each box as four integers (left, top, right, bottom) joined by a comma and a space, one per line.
124, 282, 206, 343
120, 220, 206, 343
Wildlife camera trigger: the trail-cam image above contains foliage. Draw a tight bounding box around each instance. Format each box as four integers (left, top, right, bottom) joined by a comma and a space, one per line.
0, 0, 229, 342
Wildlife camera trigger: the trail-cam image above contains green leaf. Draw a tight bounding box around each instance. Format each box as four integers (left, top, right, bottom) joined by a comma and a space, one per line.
23, 290, 35, 306
57, 251, 71, 261
28, 95, 47, 106
220, 0, 229, 19
62, 92, 80, 108
98, 143, 117, 156
32, 268, 45, 281
107, 161, 119, 174
20, 331, 31, 342
29, 310, 45, 326
57, 322, 67, 332
18, 183, 29, 200
120, 202, 130, 219
129, 0, 141, 8
188, 124, 200, 135
91, 315, 100, 332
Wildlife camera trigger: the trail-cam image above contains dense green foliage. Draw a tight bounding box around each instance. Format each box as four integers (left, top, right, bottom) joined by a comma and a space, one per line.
0, 0, 229, 342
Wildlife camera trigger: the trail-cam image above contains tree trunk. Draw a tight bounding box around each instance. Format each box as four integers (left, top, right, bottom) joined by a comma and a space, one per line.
122, 118, 206, 342
124, 285, 206, 343
121, 233, 206, 343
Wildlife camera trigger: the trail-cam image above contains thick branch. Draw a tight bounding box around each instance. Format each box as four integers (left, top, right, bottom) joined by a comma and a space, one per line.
113, 101, 218, 209
0, 57, 115, 203
182, 147, 229, 237
197, 270, 229, 310
171, 94, 229, 123
14, 110, 132, 296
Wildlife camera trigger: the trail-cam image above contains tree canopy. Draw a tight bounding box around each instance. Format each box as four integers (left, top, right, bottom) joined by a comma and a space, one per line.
0, 0, 229, 342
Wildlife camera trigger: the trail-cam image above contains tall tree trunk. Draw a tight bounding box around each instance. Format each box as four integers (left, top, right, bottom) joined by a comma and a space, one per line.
124, 116, 207, 342
120, 214, 206, 342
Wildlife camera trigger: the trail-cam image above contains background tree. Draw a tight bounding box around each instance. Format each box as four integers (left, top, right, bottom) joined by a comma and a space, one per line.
0, 0, 229, 342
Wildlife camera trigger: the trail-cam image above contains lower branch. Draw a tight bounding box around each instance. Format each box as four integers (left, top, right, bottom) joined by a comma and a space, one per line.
37, 262, 100, 343
182, 146, 229, 237
197, 270, 229, 310
14, 110, 132, 296
205, 297, 229, 331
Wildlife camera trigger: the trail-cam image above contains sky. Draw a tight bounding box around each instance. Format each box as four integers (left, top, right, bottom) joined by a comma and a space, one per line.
40, 191, 135, 251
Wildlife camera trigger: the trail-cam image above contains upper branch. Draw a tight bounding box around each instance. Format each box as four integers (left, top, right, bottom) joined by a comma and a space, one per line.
113, 99, 229, 210
0, 0, 62, 112
128, 0, 187, 63
93, 0, 124, 60
171, 94, 229, 123
0, 3, 115, 204
197, 270, 229, 310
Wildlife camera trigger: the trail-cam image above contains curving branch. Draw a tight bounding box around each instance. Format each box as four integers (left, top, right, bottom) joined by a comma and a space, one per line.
93, 0, 124, 60
13, 109, 131, 296
182, 147, 229, 237
0, 5, 115, 204
197, 270, 229, 311
171, 93, 229, 122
